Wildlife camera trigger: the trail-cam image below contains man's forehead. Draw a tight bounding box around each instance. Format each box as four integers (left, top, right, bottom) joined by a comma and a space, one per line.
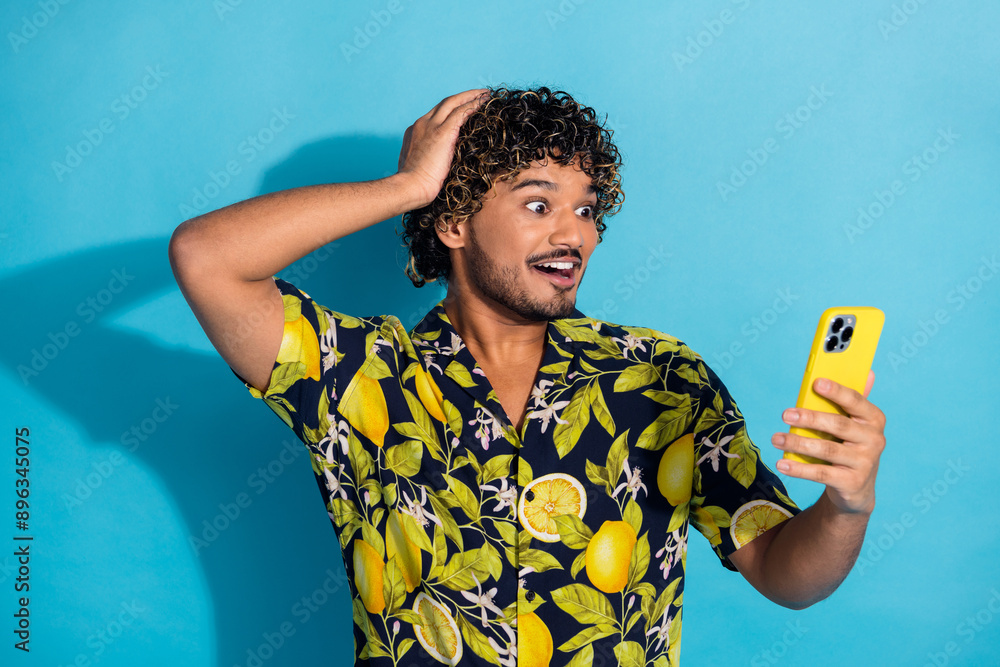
500, 157, 597, 194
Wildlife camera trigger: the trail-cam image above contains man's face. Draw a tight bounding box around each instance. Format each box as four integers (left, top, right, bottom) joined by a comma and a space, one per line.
445, 155, 600, 321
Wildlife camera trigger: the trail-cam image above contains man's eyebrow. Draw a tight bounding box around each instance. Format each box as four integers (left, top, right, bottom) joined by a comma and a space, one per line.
508, 178, 597, 194
510, 178, 557, 192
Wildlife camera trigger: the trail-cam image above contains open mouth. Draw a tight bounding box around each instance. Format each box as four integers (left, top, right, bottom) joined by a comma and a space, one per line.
531, 260, 578, 287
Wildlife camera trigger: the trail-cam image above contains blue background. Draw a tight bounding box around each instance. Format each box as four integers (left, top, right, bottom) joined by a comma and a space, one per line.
2, 0, 998, 665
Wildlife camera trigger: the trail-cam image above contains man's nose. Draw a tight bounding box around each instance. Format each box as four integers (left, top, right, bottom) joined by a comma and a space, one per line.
549, 207, 585, 248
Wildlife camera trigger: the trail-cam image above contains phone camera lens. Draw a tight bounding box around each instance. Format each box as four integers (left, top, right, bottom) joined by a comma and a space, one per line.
831, 317, 843, 333
825, 336, 838, 352
842, 326, 854, 342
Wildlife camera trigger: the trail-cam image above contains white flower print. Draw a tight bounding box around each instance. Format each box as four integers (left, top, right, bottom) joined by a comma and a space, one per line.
488, 622, 517, 667
612, 460, 648, 501
525, 397, 570, 434
646, 606, 675, 653
459, 573, 504, 628
468, 408, 504, 450
399, 486, 442, 529
479, 477, 518, 512
612, 332, 649, 354
696, 434, 740, 472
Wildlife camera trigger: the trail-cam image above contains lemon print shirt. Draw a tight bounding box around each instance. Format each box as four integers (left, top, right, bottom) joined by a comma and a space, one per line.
237, 277, 802, 667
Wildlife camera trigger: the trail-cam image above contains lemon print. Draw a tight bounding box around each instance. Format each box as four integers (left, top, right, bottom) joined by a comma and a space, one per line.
691, 506, 721, 547
657, 433, 693, 505
517, 612, 553, 667
412, 592, 462, 666
730, 500, 793, 549
414, 364, 446, 422
341, 370, 389, 447
518, 473, 587, 543
386, 510, 422, 593
585, 521, 637, 594
353, 539, 385, 614
275, 312, 321, 381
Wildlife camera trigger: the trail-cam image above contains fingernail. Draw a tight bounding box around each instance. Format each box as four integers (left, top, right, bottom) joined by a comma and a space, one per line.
773, 434, 785, 446
817, 378, 830, 391
783, 409, 799, 423
777, 460, 790, 472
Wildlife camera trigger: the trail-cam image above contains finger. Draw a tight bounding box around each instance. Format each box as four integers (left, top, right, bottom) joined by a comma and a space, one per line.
812, 377, 883, 425
429, 88, 490, 123
863, 370, 875, 398
783, 407, 866, 444
774, 451, 851, 486
773, 431, 856, 468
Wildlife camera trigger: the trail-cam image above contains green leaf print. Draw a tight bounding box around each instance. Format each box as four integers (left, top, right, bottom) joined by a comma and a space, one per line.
725, 429, 759, 489
557, 624, 616, 652
437, 548, 489, 591
614, 364, 660, 393
565, 644, 594, 667
385, 440, 423, 477
553, 387, 591, 458
623, 500, 643, 536
382, 557, 406, 615
606, 431, 630, 485
550, 584, 617, 626
519, 548, 564, 574
613, 640, 646, 667
443, 474, 480, 522
636, 404, 690, 452
626, 532, 651, 589
267, 362, 308, 396
456, 614, 501, 665
552, 514, 594, 550
442, 398, 463, 438
590, 383, 615, 436
585, 459, 613, 496
445, 360, 477, 388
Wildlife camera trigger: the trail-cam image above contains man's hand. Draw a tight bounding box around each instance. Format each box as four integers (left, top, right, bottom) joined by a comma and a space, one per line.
397, 88, 491, 209
771, 370, 886, 515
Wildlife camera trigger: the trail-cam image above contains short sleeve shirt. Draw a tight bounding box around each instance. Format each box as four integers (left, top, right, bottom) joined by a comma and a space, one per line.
236, 277, 801, 667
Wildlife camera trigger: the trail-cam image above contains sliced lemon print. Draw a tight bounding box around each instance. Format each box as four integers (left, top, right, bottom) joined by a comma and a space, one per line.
386, 510, 422, 593
657, 433, 694, 506
414, 363, 446, 422
341, 370, 389, 447
517, 611, 553, 667
275, 311, 321, 381
518, 473, 587, 543
730, 500, 793, 549
353, 539, 385, 614
585, 520, 637, 594
412, 592, 462, 666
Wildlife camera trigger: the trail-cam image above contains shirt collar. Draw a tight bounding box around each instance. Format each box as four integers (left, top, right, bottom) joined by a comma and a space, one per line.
408, 299, 593, 433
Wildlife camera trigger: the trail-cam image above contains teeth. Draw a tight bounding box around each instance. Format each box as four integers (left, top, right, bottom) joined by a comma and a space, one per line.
537, 262, 574, 270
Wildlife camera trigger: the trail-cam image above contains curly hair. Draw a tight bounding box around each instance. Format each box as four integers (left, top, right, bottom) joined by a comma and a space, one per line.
399, 85, 625, 287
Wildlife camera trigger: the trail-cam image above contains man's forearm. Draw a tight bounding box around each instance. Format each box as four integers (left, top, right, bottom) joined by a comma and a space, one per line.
169, 173, 428, 282
756, 491, 871, 609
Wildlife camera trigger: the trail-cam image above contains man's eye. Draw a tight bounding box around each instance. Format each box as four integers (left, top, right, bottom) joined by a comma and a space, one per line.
578, 205, 594, 218
526, 201, 547, 214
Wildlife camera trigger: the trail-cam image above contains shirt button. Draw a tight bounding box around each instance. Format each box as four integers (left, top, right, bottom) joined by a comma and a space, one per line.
525, 589, 536, 602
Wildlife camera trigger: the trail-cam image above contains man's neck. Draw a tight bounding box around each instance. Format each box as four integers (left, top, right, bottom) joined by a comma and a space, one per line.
441, 291, 548, 371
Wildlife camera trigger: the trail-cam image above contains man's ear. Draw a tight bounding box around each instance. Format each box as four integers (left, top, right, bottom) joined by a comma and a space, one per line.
435, 218, 467, 250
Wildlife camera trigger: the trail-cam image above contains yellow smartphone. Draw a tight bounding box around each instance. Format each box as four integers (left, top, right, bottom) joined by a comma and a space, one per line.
783, 307, 885, 465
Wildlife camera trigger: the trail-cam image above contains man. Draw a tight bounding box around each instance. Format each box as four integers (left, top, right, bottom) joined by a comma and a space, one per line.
169, 86, 886, 666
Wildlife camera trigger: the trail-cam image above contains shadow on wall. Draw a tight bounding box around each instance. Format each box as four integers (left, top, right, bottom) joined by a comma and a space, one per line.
6, 134, 444, 665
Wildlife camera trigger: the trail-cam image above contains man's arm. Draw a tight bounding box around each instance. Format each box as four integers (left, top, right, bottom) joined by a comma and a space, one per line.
168, 88, 488, 392
729, 372, 886, 609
